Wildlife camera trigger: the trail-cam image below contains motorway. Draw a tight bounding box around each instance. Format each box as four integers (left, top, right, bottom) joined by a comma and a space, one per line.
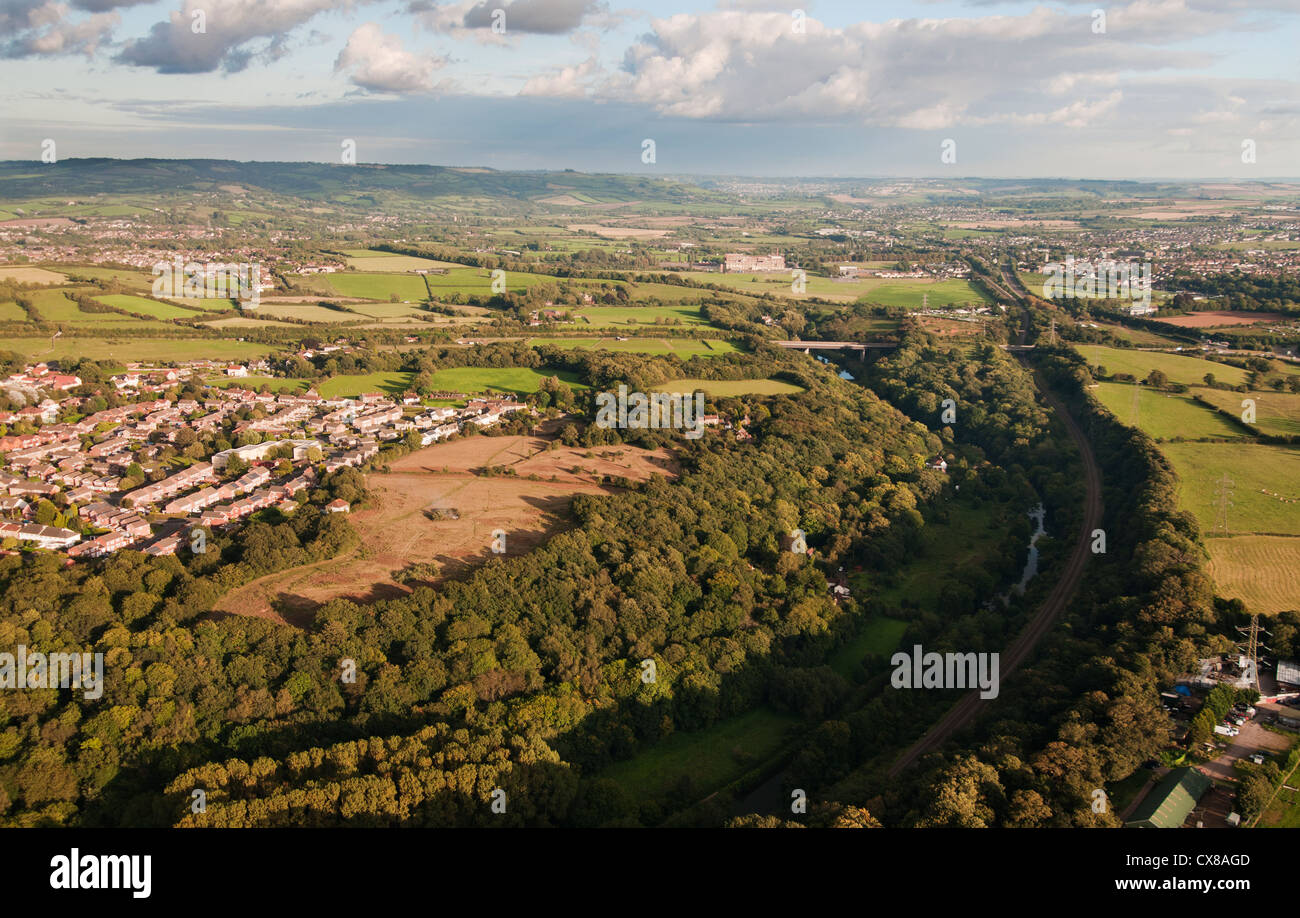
887, 267, 1105, 776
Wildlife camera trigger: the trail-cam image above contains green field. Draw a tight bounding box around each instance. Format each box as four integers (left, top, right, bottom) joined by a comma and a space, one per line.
675, 271, 990, 308
650, 377, 804, 396
341, 252, 461, 272
573, 305, 707, 327
1075, 345, 1250, 387
317, 372, 416, 398
1205, 536, 1300, 614
829, 616, 910, 678
54, 265, 154, 290
0, 301, 27, 321
259, 303, 368, 323
299, 272, 432, 302
527, 337, 737, 357
423, 267, 559, 298
597, 707, 800, 803
318, 366, 586, 399
1162, 443, 1300, 535
343, 302, 430, 319
0, 336, 277, 362
1087, 321, 1185, 347
1196, 389, 1300, 438
204, 376, 309, 393
1093, 382, 1246, 440
300, 266, 570, 302
95, 294, 200, 321
30, 289, 129, 324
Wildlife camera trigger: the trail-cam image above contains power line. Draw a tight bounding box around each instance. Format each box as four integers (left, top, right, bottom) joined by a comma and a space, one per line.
1214, 473, 1235, 535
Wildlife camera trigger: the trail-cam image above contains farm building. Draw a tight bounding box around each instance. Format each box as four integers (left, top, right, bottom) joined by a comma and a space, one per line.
326, 499, 350, 514
1124, 767, 1212, 828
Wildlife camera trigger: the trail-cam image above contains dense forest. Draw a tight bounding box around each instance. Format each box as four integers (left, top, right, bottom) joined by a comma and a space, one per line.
1, 343, 954, 826
0, 328, 1240, 826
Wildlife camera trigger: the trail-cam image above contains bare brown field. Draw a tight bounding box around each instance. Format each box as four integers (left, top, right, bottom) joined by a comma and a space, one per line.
0, 266, 68, 284
0, 217, 75, 228
1131, 201, 1244, 219
1155, 311, 1286, 328
1205, 535, 1300, 614
259, 295, 372, 304
214, 435, 677, 626
917, 315, 985, 337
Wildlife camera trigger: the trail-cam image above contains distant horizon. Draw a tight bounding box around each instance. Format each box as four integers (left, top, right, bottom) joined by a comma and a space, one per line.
2, 2, 1296, 179
4, 158, 1300, 186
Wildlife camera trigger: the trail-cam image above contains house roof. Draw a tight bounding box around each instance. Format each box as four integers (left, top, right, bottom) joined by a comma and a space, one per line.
1124, 767, 1212, 828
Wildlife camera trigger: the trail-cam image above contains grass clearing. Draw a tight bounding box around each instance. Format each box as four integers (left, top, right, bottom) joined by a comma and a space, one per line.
829, 617, 910, 678
216, 436, 674, 625
598, 707, 801, 802
855, 500, 1010, 611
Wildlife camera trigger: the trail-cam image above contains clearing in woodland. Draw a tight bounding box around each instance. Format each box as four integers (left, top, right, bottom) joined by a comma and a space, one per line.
214, 434, 677, 625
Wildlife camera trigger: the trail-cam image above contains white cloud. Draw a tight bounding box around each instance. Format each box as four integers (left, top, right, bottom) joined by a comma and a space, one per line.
520, 55, 601, 97
118, 0, 345, 73
556, 3, 1289, 138
335, 22, 446, 93
0, 1, 123, 58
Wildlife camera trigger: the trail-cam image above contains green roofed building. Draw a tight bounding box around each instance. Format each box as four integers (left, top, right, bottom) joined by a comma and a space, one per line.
1125, 767, 1213, 828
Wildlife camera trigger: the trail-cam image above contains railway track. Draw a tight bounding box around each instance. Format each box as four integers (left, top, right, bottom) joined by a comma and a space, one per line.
887, 299, 1104, 776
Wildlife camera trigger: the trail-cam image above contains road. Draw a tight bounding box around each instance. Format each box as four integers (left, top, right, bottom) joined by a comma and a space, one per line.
887, 305, 1104, 776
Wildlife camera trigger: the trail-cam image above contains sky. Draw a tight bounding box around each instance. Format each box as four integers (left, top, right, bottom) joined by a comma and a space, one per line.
0, 0, 1297, 178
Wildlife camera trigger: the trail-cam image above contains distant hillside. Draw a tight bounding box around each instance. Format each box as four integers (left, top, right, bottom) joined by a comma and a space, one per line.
0, 158, 719, 207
